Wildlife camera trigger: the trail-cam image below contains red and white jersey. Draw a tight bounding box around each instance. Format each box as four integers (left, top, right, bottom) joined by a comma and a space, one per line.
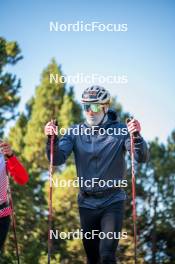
0, 154, 29, 218
0, 154, 11, 217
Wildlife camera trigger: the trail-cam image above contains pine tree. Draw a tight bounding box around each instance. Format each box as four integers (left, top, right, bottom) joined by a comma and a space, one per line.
135, 132, 175, 264
24, 59, 65, 170
0, 37, 22, 137
7, 59, 82, 263
59, 86, 82, 129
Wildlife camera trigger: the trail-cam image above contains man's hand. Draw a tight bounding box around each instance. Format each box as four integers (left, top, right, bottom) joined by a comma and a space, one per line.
0, 141, 13, 157
127, 118, 141, 135
44, 120, 58, 136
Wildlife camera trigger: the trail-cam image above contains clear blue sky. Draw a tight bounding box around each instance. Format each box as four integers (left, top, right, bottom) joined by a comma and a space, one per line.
1, 0, 175, 143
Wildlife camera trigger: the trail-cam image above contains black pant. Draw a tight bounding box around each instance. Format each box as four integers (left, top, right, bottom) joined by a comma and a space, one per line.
79, 201, 125, 264
0, 215, 11, 252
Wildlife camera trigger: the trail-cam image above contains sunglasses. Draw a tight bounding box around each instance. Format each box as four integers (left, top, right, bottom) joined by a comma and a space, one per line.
83, 104, 103, 113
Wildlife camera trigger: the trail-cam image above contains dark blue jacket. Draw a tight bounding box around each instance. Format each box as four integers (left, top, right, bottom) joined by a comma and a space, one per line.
46, 110, 149, 209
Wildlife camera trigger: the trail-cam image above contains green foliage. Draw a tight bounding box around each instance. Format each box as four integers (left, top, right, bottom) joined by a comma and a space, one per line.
23, 59, 65, 170
59, 88, 82, 129
135, 133, 175, 263
8, 113, 28, 156
43, 165, 86, 263
23, 59, 82, 171
0, 37, 23, 137
2, 58, 83, 263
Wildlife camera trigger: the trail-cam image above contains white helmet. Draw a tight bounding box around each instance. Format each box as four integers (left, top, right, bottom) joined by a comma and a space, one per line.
81, 86, 111, 104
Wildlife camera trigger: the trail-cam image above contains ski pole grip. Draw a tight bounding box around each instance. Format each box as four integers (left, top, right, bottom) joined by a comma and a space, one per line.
53, 119, 58, 126
126, 117, 139, 137
126, 116, 134, 124
48, 119, 58, 140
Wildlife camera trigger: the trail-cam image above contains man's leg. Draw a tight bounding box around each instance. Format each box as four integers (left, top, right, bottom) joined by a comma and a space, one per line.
99, 201, 125, 264
79, 206, 101, 264
0, 215, 11, 253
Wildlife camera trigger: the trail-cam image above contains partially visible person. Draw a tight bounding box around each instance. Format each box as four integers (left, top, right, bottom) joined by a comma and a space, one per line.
0, 140, 29, 253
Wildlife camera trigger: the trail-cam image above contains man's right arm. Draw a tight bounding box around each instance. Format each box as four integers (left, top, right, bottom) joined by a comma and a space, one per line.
46, 133, 74, 166
45, 121, 74, 166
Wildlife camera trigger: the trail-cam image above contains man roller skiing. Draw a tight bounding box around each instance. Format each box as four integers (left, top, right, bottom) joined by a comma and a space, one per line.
44, 86, 149, 264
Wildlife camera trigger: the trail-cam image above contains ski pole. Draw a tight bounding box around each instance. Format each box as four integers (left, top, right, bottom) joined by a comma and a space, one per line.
48, 120, 57, 264
127, 117, 137, 264
6, 169, 20, 264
